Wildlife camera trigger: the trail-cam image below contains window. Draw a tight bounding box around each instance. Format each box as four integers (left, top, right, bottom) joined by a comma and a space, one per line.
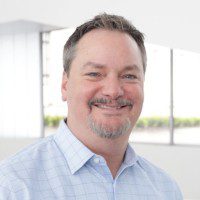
42, 28, 75, 137
131, 44, 171, 144
173, 49, 200, 145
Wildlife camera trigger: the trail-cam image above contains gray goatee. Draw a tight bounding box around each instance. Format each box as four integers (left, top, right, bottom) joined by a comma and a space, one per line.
88, 115, 131, 139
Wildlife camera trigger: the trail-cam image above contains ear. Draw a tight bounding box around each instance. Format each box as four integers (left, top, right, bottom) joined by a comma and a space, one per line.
61, 71, 68, 101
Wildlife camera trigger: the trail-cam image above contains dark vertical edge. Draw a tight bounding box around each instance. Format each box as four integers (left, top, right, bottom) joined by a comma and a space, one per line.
169, 49, 174, 145
39, 32, 45, 138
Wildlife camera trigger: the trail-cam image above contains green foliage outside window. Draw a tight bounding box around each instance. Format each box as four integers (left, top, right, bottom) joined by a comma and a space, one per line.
44, 116, 200, 128
136, 117, 200, 128
44, 116, 63, 127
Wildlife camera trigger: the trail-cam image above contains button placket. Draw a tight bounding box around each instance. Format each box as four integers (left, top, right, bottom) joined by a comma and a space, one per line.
93, 157, 101, 164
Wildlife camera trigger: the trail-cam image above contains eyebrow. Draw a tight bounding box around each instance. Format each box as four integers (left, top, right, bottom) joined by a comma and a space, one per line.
82, 61, 141, 72
123, 65, 141, 72
82, 61, 106, 70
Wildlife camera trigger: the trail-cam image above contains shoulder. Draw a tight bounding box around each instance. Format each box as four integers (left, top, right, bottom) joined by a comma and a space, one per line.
0, 135, 56, 166
136, 155, 178, 185
136, 155, 183, 199
0, 135, 62, 198
137, 156, 170, 175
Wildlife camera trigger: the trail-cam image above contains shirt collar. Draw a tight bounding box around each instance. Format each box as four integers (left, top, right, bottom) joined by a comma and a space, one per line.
53, 120, 94, 174
53, 120, 138, 174
114, 144, 138, 177
123, 143, 138, 166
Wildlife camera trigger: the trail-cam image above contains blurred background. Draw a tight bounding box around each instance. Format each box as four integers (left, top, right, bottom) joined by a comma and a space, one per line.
0, 0, 200, 199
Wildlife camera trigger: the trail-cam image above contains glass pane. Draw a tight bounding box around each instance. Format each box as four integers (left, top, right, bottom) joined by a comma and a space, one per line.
42, 28, 75, 137
130, 44, 170, 144
173, 49, 200, 145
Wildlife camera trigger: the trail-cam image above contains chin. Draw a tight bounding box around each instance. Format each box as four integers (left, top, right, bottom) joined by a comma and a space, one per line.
87, 114, 132, 139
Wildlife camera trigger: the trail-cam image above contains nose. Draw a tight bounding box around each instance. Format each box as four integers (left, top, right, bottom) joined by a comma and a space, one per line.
101, 75, 124, 99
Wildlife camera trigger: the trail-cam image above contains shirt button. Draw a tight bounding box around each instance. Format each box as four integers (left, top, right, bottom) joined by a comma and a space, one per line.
93, 157, 100, 164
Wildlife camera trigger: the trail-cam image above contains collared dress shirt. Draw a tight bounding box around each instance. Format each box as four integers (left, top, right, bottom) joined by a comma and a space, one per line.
0, 120, 183, 200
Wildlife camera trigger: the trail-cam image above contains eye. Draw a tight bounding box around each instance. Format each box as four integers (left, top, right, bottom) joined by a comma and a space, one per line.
122, 74, 137, 80
86, 72, 101, 77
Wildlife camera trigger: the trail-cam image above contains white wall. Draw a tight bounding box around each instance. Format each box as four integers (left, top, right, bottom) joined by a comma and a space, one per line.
0, 23, 43, 137
0, 139, 199, 199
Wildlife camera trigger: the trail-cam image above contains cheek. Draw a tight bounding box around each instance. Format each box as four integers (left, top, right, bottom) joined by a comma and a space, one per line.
67, 83, 98, 111
136, 88, 144, 103
127, 86, 144, 121
126, 85, 144, 102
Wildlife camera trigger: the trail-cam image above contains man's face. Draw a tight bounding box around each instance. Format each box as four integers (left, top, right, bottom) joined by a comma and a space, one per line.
62, 29, 144, 139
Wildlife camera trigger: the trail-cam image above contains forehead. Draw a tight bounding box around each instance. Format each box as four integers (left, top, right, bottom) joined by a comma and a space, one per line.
77, 29, 139, 52
72, 29, 143, 72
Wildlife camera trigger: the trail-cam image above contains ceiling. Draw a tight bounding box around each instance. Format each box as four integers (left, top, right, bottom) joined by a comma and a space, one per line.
0, 0, 199, 53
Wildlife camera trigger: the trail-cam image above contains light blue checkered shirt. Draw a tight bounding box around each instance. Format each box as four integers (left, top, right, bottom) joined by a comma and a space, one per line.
0, 120, 182, 199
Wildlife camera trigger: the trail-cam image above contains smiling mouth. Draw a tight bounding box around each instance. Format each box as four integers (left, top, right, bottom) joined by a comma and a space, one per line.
88, 98, 133, 111
92, 103, 133, 112
94, 104, 128, 109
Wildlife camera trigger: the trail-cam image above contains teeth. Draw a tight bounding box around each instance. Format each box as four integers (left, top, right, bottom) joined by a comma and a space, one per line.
96, 105, 123, 109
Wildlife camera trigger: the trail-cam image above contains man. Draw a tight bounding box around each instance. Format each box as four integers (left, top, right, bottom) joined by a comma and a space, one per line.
0, 13, 182, 199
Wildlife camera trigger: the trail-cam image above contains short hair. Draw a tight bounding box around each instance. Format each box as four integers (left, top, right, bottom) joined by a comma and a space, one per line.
63, 13, 147, 75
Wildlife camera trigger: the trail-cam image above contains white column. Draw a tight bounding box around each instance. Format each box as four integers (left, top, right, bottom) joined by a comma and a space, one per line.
0, 27, 43, 137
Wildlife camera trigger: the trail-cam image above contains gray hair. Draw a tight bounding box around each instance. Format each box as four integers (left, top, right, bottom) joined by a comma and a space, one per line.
63, 13, 147, 76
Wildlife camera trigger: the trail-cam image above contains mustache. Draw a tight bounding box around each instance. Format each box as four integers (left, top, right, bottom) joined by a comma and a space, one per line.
88, 98, 133, 108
